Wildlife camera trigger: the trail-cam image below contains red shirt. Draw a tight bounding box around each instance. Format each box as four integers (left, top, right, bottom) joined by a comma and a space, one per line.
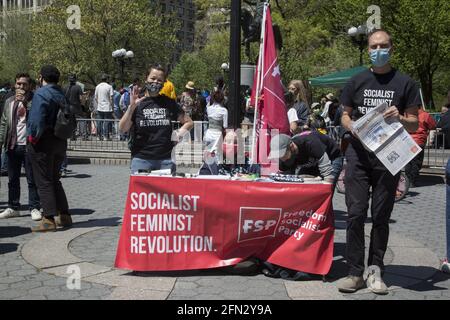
411, 109, 436, 146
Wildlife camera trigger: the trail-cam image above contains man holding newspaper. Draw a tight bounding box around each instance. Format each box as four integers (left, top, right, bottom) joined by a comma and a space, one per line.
338, 29, 420, 294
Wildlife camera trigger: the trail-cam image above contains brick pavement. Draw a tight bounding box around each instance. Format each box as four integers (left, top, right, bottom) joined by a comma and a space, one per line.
0, 164, 448, 300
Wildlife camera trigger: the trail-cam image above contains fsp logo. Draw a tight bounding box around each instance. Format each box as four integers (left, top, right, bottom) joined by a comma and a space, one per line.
238, 207, 281, 243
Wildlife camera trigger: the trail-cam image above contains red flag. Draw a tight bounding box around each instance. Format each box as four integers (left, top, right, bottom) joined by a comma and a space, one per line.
252, 6, 290, 167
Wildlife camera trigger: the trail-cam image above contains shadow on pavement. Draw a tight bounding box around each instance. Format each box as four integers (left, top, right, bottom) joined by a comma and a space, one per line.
63, 174, 92, 179
0, 243, 18, 254
416, 175, 445, 187
333, 210, 396, 229
69, 208, 95, 216
325, 242, 347, 281
127, 259, 272, 278
0, 205, 30, 212
385, 265, 450, 292
128, 268, 237, 278
73, 217, 122, 228
0, 226, 31, 238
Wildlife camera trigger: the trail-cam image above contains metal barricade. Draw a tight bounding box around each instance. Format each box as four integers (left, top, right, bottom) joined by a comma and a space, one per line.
424, 128, 449, 168
67, 118, 129, 152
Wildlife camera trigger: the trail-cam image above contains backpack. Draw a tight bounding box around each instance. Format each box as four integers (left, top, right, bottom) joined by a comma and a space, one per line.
54, 86, 78, 140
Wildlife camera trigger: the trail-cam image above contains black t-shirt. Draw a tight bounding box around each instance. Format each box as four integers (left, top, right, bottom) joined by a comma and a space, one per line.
280, 133, 326, 176
311, 130, 341, 160
340, 68, 421, 120
131, 95, 184, 160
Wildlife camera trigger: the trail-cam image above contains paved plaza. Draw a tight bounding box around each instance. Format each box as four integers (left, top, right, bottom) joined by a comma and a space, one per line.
0, 164, 448, 300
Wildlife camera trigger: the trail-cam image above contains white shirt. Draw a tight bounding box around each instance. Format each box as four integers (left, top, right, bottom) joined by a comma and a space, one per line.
207, 103, 228, 129
204, 103, 228, 150
16, 102, 27, 146
321, 101, 332, 125
287, 108, 299, 124
94, 82, 113, 112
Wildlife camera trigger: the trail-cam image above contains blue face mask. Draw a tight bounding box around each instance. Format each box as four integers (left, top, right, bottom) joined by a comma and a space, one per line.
370, 48, 391, 67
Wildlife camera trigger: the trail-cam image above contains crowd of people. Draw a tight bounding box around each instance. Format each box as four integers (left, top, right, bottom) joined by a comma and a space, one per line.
0, 28, 448, 294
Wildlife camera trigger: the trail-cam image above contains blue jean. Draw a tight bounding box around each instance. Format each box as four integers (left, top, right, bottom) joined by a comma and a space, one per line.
446, 158, 450, 260
331, 156, 344, 189
96, 111, 113, 139
60, 154, 68, 172
130, 157, 175, 175
7, 145, 40, 210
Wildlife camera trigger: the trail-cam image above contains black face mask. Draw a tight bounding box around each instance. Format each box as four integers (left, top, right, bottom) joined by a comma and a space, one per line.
284, 91, 294, 104
145, 82, 163, 95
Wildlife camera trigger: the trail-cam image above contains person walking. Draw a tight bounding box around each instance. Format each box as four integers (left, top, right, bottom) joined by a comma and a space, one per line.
27, 65, 71, 232
337, 29, 420, 294
0, 73, 42, 221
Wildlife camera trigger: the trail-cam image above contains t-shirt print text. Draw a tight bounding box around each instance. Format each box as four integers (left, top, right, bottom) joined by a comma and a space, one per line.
358, 89, 395, 115
140, 108, 171, 127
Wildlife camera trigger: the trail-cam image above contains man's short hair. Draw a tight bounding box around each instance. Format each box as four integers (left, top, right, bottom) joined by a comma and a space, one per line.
101, 74, 108, 82
40, 65, 60, 84
15, 73, 31, 84
367, 29, 393, 46
68, 73, 77, 83
146, 64, 167, 80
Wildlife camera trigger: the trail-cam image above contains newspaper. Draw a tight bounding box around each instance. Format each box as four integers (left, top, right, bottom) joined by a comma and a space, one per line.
351, 102, 422, 175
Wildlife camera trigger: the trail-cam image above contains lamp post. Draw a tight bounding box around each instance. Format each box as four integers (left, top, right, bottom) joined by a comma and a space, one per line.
112, 48, 134, 88
221, 62, 229, 88
229, 0, 241, 129
348, 25, 367, 66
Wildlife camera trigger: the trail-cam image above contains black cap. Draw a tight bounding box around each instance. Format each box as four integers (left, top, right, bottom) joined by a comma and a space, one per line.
40, 65, 60, 84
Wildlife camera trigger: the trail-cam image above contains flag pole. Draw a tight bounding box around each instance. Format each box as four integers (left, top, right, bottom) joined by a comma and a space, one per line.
251, 3, 269, 164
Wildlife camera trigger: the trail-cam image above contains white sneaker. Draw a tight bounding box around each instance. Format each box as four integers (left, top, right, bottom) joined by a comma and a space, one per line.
365, 265, 388, 295
0, 208, 20, 219
30, 209, 43, 221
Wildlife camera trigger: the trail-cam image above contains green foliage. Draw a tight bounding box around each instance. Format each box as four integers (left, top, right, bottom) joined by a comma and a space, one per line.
171, 31, 230, 94
190, 0, 449, 107
30, 0, 178, 87
0, 14, 33, 83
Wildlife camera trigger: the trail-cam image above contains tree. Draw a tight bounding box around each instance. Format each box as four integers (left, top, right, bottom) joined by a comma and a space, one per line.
30, 0, 178, 87
0, 14, 33, 82
386, 0, 450, 108
188, 0, 450, 107
171, 31, 231, 94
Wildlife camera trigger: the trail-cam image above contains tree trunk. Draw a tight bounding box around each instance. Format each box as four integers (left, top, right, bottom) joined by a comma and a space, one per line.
419, 75, 432, 110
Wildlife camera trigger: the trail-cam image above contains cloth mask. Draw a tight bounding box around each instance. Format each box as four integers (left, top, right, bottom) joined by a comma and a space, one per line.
370, 48, 391, 67
145, 82, 163, 95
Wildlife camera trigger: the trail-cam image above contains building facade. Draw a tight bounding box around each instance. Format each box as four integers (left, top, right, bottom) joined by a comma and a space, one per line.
153, 0, 196, 68
1, 0, 51, 14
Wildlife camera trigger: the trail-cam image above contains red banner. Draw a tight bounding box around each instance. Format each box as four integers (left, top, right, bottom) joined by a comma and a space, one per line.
252, 6, 290, 167
115, 176, 335, 275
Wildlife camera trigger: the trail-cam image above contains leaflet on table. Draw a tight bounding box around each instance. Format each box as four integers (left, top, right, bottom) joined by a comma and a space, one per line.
375, 130, 422, 175
351, 102, 421, 175
351, 102, 403, 152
